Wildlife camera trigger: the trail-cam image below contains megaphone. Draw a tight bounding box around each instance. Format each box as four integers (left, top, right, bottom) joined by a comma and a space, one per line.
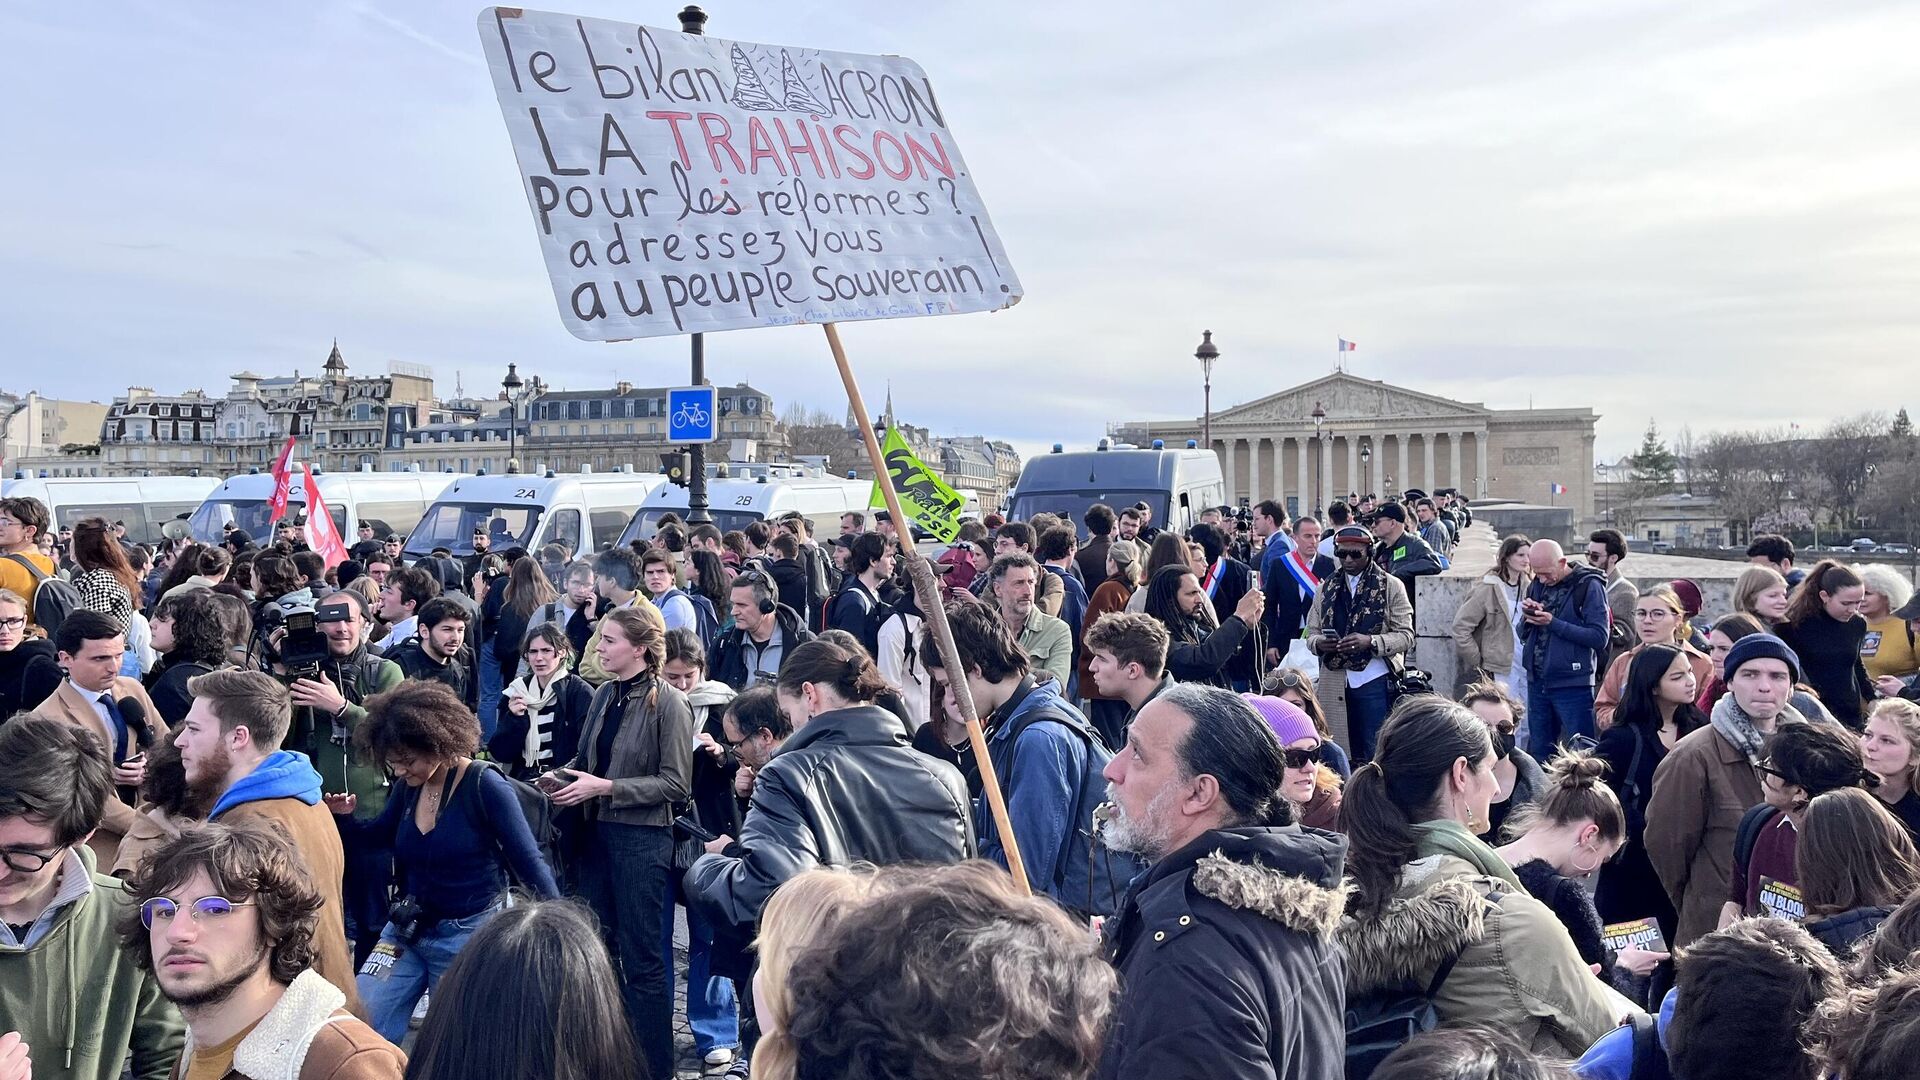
162, 520, 191, 542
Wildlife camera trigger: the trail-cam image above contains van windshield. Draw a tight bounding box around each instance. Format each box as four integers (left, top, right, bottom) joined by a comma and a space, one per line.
620, 508, 762, 546
405, 503, 545, 558
187, 499, 346, 545
1008, 491, 1168, 539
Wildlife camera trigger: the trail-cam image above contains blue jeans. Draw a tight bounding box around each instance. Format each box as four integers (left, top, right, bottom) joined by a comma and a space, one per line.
1345, 675, 1396, 763
357, 900, 504, 1043
666, 873, 740, 1054
477, 639, 503, 741
1528, 684, 1597, 760
579, 821, 675, 1080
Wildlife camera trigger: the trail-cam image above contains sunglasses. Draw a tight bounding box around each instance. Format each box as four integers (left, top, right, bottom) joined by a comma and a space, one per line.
1335, 548, 1370, 561
139, 895, 257, 929
1283, 744, 1325, 770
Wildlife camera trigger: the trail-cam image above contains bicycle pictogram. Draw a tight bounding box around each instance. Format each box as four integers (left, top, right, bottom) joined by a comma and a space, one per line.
673, 401, 709, 431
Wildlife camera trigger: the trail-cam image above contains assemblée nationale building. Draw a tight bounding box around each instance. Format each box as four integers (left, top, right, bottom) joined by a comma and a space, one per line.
1115, 372, 1598, 522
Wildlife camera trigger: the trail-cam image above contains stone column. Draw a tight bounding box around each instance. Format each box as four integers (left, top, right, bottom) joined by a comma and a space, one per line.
1249, 437, 1263, 507
1346, 437, 1359, 500
1422, 433, 1436, 490
1294, 436, 1309, 516
1222, 438, 1238, 503
1475, 432, 1488, 498
1397, 434, 1410, 492
1449, 432, 1463, 491
1319, 436, 1333, 514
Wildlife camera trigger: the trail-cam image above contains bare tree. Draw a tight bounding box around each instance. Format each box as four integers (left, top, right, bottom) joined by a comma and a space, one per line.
1671, 424, 1697, 494
1808, 412, 1887, 530
1693, 430, 1774, 543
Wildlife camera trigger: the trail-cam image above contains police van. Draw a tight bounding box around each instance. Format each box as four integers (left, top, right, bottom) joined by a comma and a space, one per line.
188, 468, 459, 546
0, 475, 222, 545
405, 469, 664, 560
1007, 440, 1226, 538
620, 473, 872, 545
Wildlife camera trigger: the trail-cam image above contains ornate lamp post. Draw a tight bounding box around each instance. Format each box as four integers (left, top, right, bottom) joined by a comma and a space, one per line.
1311, 401, 1326, 515
1195, 331, 1219, 450
501, 363, 524, 473
1360, 439, 1373, 497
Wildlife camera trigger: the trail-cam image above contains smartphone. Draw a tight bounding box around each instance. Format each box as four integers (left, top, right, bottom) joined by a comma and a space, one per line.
534, 769, 577, 794
672, 813, 718, 844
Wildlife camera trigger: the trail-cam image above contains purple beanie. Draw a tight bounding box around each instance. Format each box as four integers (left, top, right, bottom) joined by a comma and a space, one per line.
1242, 694, 1318, 746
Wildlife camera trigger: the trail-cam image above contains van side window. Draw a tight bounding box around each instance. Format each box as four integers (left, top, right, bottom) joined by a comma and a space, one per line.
589, 508, 628, 547
549, 508, 583, 554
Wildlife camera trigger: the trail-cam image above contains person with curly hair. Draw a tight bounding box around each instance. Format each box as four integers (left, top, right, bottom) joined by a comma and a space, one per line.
330, 680, 559, 1042
781, 862, 1114, 1080
119, 819, 403, 1080
145, 589, 232, 727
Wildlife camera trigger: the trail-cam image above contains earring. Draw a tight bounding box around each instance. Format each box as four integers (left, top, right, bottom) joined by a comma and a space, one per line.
1570, 846, 1600, 876
1465, 807, 1480, 831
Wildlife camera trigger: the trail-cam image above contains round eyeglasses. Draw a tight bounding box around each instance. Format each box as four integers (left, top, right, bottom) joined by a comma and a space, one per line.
139, 895, 257, 929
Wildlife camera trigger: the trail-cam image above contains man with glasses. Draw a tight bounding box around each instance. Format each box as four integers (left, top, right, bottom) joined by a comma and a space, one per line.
1586, 529, 1639, 673
1307, 526, 1414, 762
172, 669, 360, 1009
120, 819, 403, 1080
0, 714, 184, 1080
0, 497, 57, 630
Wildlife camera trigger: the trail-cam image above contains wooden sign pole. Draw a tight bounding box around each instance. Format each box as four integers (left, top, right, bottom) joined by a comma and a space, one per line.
823, 322, 1030, 896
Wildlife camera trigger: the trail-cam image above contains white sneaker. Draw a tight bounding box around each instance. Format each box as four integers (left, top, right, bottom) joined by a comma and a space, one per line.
410, 992, 430, 1028
704, 1047, 736, 1068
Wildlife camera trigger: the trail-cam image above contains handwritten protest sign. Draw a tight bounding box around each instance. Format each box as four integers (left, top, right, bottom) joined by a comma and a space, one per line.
477, 8, 1023, 342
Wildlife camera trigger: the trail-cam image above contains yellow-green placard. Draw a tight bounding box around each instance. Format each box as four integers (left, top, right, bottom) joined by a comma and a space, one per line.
869, 426, 964, 542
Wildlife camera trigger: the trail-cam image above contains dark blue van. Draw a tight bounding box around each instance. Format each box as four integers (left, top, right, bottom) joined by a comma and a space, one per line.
1008, 442, 1226, 538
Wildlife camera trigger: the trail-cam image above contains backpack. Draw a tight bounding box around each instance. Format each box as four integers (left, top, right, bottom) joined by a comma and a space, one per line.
996, 696, 1140, 917
1733, 802, 1782, 875
666, 587, 721, 650
468, 759, 566, 885
1627, 1009, 1672, 1080
831, 578, 892, 656
4, 554, 82, 639
1344, 946, 1467, 1080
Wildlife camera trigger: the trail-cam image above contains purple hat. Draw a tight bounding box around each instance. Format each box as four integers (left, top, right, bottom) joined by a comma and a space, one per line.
1242, 694, 1318, 747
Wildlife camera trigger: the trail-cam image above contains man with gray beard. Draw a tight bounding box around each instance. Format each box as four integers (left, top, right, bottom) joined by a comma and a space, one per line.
1095, 684, 1348, 1080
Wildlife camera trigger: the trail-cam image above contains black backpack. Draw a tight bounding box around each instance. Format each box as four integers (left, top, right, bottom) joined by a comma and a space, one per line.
1628, 1009, 1672, 1080
1344, 948, 1466, 1080
468, 760, 566, 885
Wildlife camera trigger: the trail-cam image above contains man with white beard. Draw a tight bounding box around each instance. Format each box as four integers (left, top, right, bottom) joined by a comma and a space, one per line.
1094, 683, 1348, 1080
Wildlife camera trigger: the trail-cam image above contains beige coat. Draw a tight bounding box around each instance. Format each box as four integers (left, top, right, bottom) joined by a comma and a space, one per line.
1451, 573, 1523, 690
171, 970, 402, 1080
1339, 856, 1633, 1057
1305, 570, 1413, 752
31, 675, 160, 867
1645, 715, 1771, 947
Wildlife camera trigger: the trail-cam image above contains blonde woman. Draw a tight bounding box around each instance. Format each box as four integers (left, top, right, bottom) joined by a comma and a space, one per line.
1593, 585, 1712, 728
751, 867, 882, 1080
1733, 565, 1791, 628
1861, 697, 1920, 843
1857, 564, 1918, 681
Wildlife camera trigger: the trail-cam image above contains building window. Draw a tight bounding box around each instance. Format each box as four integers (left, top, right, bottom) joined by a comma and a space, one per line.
589, 401, 604, 420
625, 423, 634, 434
539, 425, 548, 436
566, 402, 582, 420
600, 424, 609, 436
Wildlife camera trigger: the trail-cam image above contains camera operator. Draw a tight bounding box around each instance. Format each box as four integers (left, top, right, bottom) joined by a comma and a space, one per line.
282, 589, 404, 964
1304, 525, 1414, 762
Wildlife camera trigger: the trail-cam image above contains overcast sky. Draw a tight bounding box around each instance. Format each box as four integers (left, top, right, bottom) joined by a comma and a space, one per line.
5, 1, 1916, 463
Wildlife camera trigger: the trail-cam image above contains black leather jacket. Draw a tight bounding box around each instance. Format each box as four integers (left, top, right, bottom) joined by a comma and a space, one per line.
686, 703, 974, 932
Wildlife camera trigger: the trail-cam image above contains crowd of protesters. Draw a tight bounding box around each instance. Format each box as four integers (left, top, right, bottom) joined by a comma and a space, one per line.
4, 485, 1920, 1080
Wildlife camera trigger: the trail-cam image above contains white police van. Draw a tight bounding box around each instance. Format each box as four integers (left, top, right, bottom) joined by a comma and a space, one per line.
188, 467, 460, 546
405, 468, 663, 560
1008, 439, 1226, 538
620, 471, 872, 545
0, 475, 222, 545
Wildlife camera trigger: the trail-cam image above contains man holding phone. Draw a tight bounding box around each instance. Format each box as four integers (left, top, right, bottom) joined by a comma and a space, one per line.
1520, 539, 1611, 759
1304, 526, 1413, 762
30, 610, 158, 867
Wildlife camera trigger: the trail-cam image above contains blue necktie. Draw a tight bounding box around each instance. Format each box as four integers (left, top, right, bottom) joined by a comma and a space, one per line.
99, 694, 129, 761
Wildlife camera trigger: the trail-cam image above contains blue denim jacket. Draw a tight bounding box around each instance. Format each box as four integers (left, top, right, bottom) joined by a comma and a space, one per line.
979, 680, 1142, 916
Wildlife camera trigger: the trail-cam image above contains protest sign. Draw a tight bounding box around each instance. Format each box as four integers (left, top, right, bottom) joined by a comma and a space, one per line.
477, 8, 1023, 341
1600, 918, 1668, 956
870, 426, 965, 543
1758, 877, 1805, 921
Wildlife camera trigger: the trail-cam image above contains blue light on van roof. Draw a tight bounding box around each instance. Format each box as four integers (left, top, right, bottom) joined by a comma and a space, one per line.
1152, 439, 1165, 449
1051, 444, 1063, 454
1187, 440, 1198, 448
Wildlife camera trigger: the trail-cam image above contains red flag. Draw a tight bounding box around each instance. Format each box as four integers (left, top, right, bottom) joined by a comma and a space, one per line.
266, 434, 299, 525
302, 471, 349, 571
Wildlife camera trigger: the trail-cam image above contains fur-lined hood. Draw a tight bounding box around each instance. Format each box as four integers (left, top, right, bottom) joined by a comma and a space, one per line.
1192, 849, 1350, 938
1337, 867, 1490, 993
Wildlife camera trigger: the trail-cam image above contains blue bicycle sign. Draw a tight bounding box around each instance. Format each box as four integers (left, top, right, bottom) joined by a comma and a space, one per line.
666, 386, 719, 444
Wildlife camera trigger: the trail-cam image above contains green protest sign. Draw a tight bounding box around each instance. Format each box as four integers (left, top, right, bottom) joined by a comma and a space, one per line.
870, 426, 965, 542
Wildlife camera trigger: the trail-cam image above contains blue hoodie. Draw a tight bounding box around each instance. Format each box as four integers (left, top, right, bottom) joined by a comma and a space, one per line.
208, 750, 324, 821
1573, 987, 1674, 1079
980, 680, 1145, 917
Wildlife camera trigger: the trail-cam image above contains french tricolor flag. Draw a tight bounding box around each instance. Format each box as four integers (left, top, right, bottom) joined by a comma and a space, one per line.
1550, 483, 1568, 495
1338, 338, 1357, 352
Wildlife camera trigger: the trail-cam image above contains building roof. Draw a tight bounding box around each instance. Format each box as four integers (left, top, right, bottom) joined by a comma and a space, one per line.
537, 381, 768, 402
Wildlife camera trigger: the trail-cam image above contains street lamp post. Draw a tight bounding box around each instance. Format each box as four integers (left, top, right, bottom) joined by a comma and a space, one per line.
1360, 440, 1373, 498
501, 363, 524, 474
1195, 331, 1219, 450
1311, 401, 1326, 517
681, 3, 713, 525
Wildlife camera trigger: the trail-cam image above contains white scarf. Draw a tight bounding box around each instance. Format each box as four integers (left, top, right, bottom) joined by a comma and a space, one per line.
504, 668, 565, 770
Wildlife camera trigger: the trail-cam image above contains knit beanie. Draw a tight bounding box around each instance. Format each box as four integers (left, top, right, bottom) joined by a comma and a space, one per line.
1242, 694, 1318, 746
1724, 633, 1801, 684
1669, 579, 1703, 618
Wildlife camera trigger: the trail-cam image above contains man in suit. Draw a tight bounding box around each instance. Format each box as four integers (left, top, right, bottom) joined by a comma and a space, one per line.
30, 609, 160, 867
1266, 516, 1334, 667
1189, 523, 1260, 691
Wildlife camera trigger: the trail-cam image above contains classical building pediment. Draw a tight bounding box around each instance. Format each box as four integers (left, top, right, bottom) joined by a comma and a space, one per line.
1214, 373, 1490, 426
